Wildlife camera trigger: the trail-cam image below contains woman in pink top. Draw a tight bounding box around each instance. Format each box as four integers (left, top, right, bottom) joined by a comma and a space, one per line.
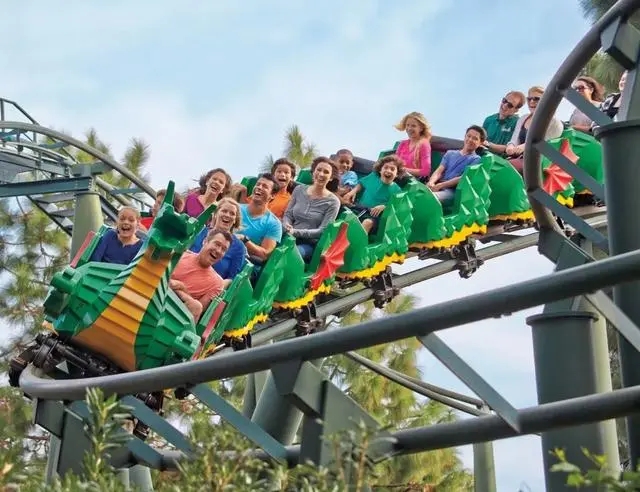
394, 111, 432, 179
184, 168, 232, 218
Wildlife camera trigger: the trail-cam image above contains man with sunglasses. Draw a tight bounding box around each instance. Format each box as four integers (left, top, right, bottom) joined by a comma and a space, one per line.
482, 91, 525, 156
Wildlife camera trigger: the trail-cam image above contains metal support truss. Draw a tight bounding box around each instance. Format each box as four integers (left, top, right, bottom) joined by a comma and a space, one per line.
523, 0, 640, 477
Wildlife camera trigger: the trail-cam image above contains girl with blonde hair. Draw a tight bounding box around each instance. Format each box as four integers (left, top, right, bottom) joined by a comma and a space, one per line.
394, 111, 432, 179
89, 206, 142, 265
190, 197, 246, 284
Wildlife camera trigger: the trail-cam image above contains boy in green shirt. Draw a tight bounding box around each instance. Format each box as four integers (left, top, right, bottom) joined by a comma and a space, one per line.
343, 155, 404, 234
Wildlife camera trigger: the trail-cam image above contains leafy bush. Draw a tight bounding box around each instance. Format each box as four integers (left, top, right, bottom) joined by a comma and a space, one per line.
551, 447, 640, 490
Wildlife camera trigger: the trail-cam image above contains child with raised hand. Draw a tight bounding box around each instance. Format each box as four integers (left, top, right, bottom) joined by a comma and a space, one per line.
335, 148, 359, 198
89, 206, 143, 265
342, 155, 403, 234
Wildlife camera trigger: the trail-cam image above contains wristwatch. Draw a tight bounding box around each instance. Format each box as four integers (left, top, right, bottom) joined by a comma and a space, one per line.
241, 235, 250, 244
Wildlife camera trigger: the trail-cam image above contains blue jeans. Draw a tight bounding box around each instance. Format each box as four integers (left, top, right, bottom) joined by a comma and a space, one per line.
297, 243, 315, 261
434, 188, 455, 203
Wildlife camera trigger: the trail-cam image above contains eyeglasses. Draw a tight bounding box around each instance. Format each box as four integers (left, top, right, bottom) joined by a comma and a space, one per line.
527, 96, 541, 102
501, 98, 516, 109
573, 85, 588, 92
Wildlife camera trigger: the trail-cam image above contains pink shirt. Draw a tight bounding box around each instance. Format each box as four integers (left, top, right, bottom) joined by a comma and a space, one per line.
171, 251, 224, 310
396, 139, 432, 177
184, 192, 205, 218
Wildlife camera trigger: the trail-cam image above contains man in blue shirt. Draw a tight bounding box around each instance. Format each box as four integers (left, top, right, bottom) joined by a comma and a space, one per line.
235, 173, 282, 262
427, 125, 486, 203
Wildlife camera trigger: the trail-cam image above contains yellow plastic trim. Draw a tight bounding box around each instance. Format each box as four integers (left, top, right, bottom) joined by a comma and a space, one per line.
337, 252, 406, 281
490, 210, 535, 222
557, 194, 574, 208
223, 313, 269, 340
272, 283, 332, 310
410, 222, 487, 250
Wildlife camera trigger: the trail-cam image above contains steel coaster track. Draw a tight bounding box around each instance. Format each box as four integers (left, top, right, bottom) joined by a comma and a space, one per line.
0, 119, 156, 235
18, 210, 635, 473
18, 223, 548, 394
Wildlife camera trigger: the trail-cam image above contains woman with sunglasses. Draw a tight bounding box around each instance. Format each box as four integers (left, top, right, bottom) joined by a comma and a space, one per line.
505, 86, 564, 172
569, 76, 604, 133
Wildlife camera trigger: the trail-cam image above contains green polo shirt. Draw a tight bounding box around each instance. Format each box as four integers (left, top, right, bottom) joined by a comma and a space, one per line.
482, 113, 519, 145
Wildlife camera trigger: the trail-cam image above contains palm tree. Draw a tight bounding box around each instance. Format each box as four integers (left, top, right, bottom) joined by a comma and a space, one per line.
581, 51, 622, 94
577, 0, 640, 94
260, 125, 318, 173
323, 293, 473, 489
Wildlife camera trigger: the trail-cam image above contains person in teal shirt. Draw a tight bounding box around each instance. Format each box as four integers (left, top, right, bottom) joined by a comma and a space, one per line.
482, 91, 525, 156
342, 155, 404, 234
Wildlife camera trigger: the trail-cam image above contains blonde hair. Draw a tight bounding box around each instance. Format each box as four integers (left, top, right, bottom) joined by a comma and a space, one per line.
529, 86, 545, 96
213, 197, 242, 231
394, 111, 432, 140
118, 206, 140, 220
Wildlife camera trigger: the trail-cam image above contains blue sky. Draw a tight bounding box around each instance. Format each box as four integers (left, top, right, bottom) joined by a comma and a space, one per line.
1, 0, 597, 489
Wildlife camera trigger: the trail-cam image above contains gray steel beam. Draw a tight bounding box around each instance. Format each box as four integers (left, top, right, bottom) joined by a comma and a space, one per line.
0, 150, 71, 176
0, 122, 156, 197
156, 382, 640, 471
418, 334, 519, 429
596, 117, 640, 468
473, 441, 497, 492
19, 241, 640, 401
529, 236, 619, 491
389, 383, 640, 455
0, 177, 93, 199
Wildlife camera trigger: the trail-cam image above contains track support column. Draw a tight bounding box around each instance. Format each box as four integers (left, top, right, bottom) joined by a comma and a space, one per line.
528, 231, 619, 492
251, 358, 323, 443
473, 441, 496, 492
596, 118, 640, 469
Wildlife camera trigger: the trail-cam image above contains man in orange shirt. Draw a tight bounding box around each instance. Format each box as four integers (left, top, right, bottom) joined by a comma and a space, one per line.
170, 229, 232, 321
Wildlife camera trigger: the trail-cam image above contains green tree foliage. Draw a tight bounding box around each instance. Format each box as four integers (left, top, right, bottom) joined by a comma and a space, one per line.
581, 51, 622, 95
261, 125, 318, 173
551, 446, 640, 490
324, 294, 474, 490
577, 0, 640, 94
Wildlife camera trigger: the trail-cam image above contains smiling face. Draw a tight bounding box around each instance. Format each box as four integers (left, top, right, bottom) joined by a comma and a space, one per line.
379, 162, 398, 184
117, 208, 139, 241
198, 232, 231, 267
405, 117, 424, 139
527, 89, 543, 113
206, 171, 228, 199
273, 164, 293, 190
251, 177, 276, 205
213, 201, 238, 232
463, 128, 483, 153
499, 94, 520, 118
620, 71, 628, 92
337, 153, 353, 174
312, 161, 334, 187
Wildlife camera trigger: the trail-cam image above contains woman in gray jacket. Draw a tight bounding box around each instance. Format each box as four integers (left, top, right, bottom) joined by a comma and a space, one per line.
505, 85, 564, 172
283, 156, 341, 261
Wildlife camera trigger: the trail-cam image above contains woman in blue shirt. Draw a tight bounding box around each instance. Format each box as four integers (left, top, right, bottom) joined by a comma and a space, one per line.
190, 197, 246, 286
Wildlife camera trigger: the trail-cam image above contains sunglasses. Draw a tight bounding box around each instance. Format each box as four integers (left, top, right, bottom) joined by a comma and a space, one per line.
501, 98, 516, 109
573, 85, 588, 92
527, 96, 541, 102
